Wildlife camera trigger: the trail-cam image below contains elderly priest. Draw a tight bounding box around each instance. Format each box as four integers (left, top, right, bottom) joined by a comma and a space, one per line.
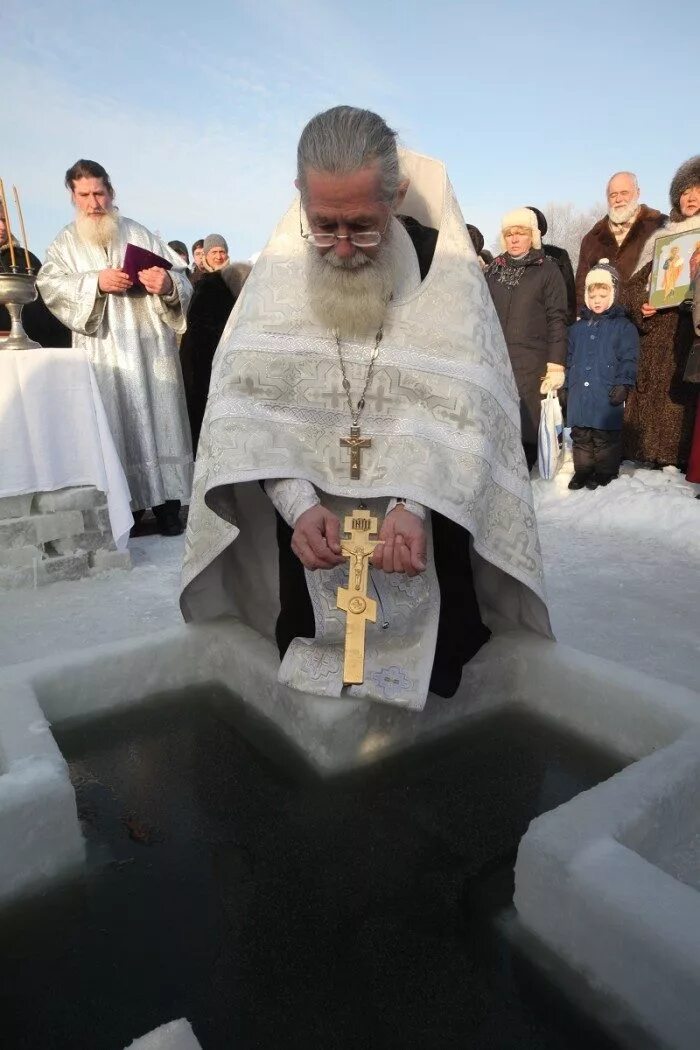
38, 160, 193, 535
181, 106, 551, 709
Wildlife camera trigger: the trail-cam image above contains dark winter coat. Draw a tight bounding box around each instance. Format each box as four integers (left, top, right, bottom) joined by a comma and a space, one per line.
575, 206, 666, 312
0, 244, 71, 348
565, 305, 638, 430
544, 243, 576, 324
485, 249, 568, 444
179, 262, 251, 451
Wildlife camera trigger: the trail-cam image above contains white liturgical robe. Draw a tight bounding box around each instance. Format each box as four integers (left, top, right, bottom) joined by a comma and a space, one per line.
181, 150, 552, 708
38, 216, 194, 510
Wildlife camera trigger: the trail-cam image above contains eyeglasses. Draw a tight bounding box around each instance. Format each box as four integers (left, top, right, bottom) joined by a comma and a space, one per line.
299, 200, 390, 248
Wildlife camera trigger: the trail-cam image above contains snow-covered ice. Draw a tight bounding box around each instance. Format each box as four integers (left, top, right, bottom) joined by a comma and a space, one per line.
0, 458, 696, 692
124, 1019, 202, 1050
0, 458, 698, 1047
0, 532, 185, 669
0, 678, 84, 903
515, 729, 700, 1050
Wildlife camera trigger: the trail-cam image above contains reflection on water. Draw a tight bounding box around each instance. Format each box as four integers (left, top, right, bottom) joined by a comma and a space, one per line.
0, 688, 640, 1049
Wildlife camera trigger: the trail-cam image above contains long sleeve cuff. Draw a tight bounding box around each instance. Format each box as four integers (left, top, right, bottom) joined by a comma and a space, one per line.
161, 281, 180, 304
264, 478, 320, 527
386, 497, 426, 520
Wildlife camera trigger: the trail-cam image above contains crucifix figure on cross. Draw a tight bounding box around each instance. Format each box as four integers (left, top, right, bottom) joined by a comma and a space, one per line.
336, 508, 380, 684
340, 424, 372, 480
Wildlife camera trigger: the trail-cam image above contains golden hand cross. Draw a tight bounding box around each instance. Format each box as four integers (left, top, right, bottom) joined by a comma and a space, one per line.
336, 509, 380, 684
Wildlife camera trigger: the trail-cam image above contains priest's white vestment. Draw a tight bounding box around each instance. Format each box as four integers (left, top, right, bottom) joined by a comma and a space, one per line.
181, 151, 552, 709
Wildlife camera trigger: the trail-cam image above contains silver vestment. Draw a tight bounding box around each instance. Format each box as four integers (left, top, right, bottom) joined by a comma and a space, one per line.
38, 215, 193, 509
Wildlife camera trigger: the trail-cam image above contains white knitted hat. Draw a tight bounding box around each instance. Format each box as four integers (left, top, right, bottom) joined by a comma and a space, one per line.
499, 208, 542, 251
584, 258, 619, 309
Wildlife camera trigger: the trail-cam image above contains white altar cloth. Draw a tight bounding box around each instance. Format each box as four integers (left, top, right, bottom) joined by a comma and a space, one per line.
0, 347, 133, 550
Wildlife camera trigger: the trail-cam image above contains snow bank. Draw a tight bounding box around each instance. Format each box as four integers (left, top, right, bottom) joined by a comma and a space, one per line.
533, 457, 700, 554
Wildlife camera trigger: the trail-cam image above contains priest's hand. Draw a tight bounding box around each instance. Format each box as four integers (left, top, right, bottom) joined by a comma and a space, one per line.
291, 505, 345, 570
98, 268, 133, 294
372, 507, 427, 577
641, 302, 657, 318
138, 266, 174, 296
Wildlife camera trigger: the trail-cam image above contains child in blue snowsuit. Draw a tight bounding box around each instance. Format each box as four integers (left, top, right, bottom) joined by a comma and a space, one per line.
561, 260, 639, 490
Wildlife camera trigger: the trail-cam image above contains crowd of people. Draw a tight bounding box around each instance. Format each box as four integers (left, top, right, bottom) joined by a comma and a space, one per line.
2, 134, 698, 541
1, 105, 698, 704
466, 163, 700, 492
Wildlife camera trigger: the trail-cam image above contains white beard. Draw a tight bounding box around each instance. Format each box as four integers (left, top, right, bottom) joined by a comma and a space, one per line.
75, 209, 119, 249
305, 239, 396, 339
608, 199, 640, 225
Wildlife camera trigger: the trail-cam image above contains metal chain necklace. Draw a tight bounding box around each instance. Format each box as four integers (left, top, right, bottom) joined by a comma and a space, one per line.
334, 327, 383, 425
334, 327, 383, 479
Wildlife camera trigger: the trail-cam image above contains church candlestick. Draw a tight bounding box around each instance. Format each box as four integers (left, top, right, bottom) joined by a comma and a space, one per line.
340, 425, 372, 480
336, 509, 380, 684
12, 187, 32, 274
0, 179, 17, 271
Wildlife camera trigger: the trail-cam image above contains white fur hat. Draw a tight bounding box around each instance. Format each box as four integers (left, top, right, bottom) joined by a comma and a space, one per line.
499, 208, 542, 251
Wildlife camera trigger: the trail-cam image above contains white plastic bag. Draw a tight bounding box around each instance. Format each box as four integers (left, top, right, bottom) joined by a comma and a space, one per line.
537, 390, 564, 480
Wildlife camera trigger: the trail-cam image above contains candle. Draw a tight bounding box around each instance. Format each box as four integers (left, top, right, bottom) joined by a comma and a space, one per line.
12, 186, 32, 273
0, 178, 17, 269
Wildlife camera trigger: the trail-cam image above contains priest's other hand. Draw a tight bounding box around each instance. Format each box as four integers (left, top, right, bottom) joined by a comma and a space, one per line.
641, 302, 657, 318
372, 507, 427, 577
98, 268, 133, 294
138, 267, 174, 296
292, 505, 345, 570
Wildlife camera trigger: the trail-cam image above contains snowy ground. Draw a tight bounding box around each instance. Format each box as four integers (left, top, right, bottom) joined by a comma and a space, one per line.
0, 458, 697, 691
0, 530, 185, 669
533, 455, 699, 693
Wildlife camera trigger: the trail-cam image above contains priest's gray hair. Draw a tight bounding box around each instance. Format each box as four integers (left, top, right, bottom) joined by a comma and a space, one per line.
297, 106, 401, 205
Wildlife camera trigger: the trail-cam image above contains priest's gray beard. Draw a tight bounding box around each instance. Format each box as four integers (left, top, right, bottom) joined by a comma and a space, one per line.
75, 209, 119, 249
608, 200, 640, 224
306, 239, 395, 339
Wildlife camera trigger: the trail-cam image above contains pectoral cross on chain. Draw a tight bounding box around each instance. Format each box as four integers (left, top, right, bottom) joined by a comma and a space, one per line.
340, 425, 372, 480
336, 509, 380, 684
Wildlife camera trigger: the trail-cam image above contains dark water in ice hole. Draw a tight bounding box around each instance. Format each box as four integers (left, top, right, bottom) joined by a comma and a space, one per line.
0, 687, 649, 1050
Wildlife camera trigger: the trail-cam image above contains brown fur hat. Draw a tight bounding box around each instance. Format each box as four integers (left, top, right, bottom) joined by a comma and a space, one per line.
670, 155, 700, 211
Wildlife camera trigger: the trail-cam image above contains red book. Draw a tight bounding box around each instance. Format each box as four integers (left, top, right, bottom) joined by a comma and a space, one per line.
122, 243, 173, 286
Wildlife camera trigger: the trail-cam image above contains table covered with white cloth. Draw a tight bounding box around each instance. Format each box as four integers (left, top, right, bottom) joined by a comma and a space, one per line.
0, 347, 133, 550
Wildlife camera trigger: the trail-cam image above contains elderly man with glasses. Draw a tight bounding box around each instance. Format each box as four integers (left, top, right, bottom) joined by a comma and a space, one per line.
181, 106, 550, 711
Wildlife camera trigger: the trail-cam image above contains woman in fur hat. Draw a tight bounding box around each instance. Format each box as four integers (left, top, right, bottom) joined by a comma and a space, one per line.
621, 156, 700, 468
485, 208, 568, 468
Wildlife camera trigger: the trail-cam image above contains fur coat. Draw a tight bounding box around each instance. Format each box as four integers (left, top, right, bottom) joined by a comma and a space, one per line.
575, 205, 667, 311
620, 210, 700, 466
